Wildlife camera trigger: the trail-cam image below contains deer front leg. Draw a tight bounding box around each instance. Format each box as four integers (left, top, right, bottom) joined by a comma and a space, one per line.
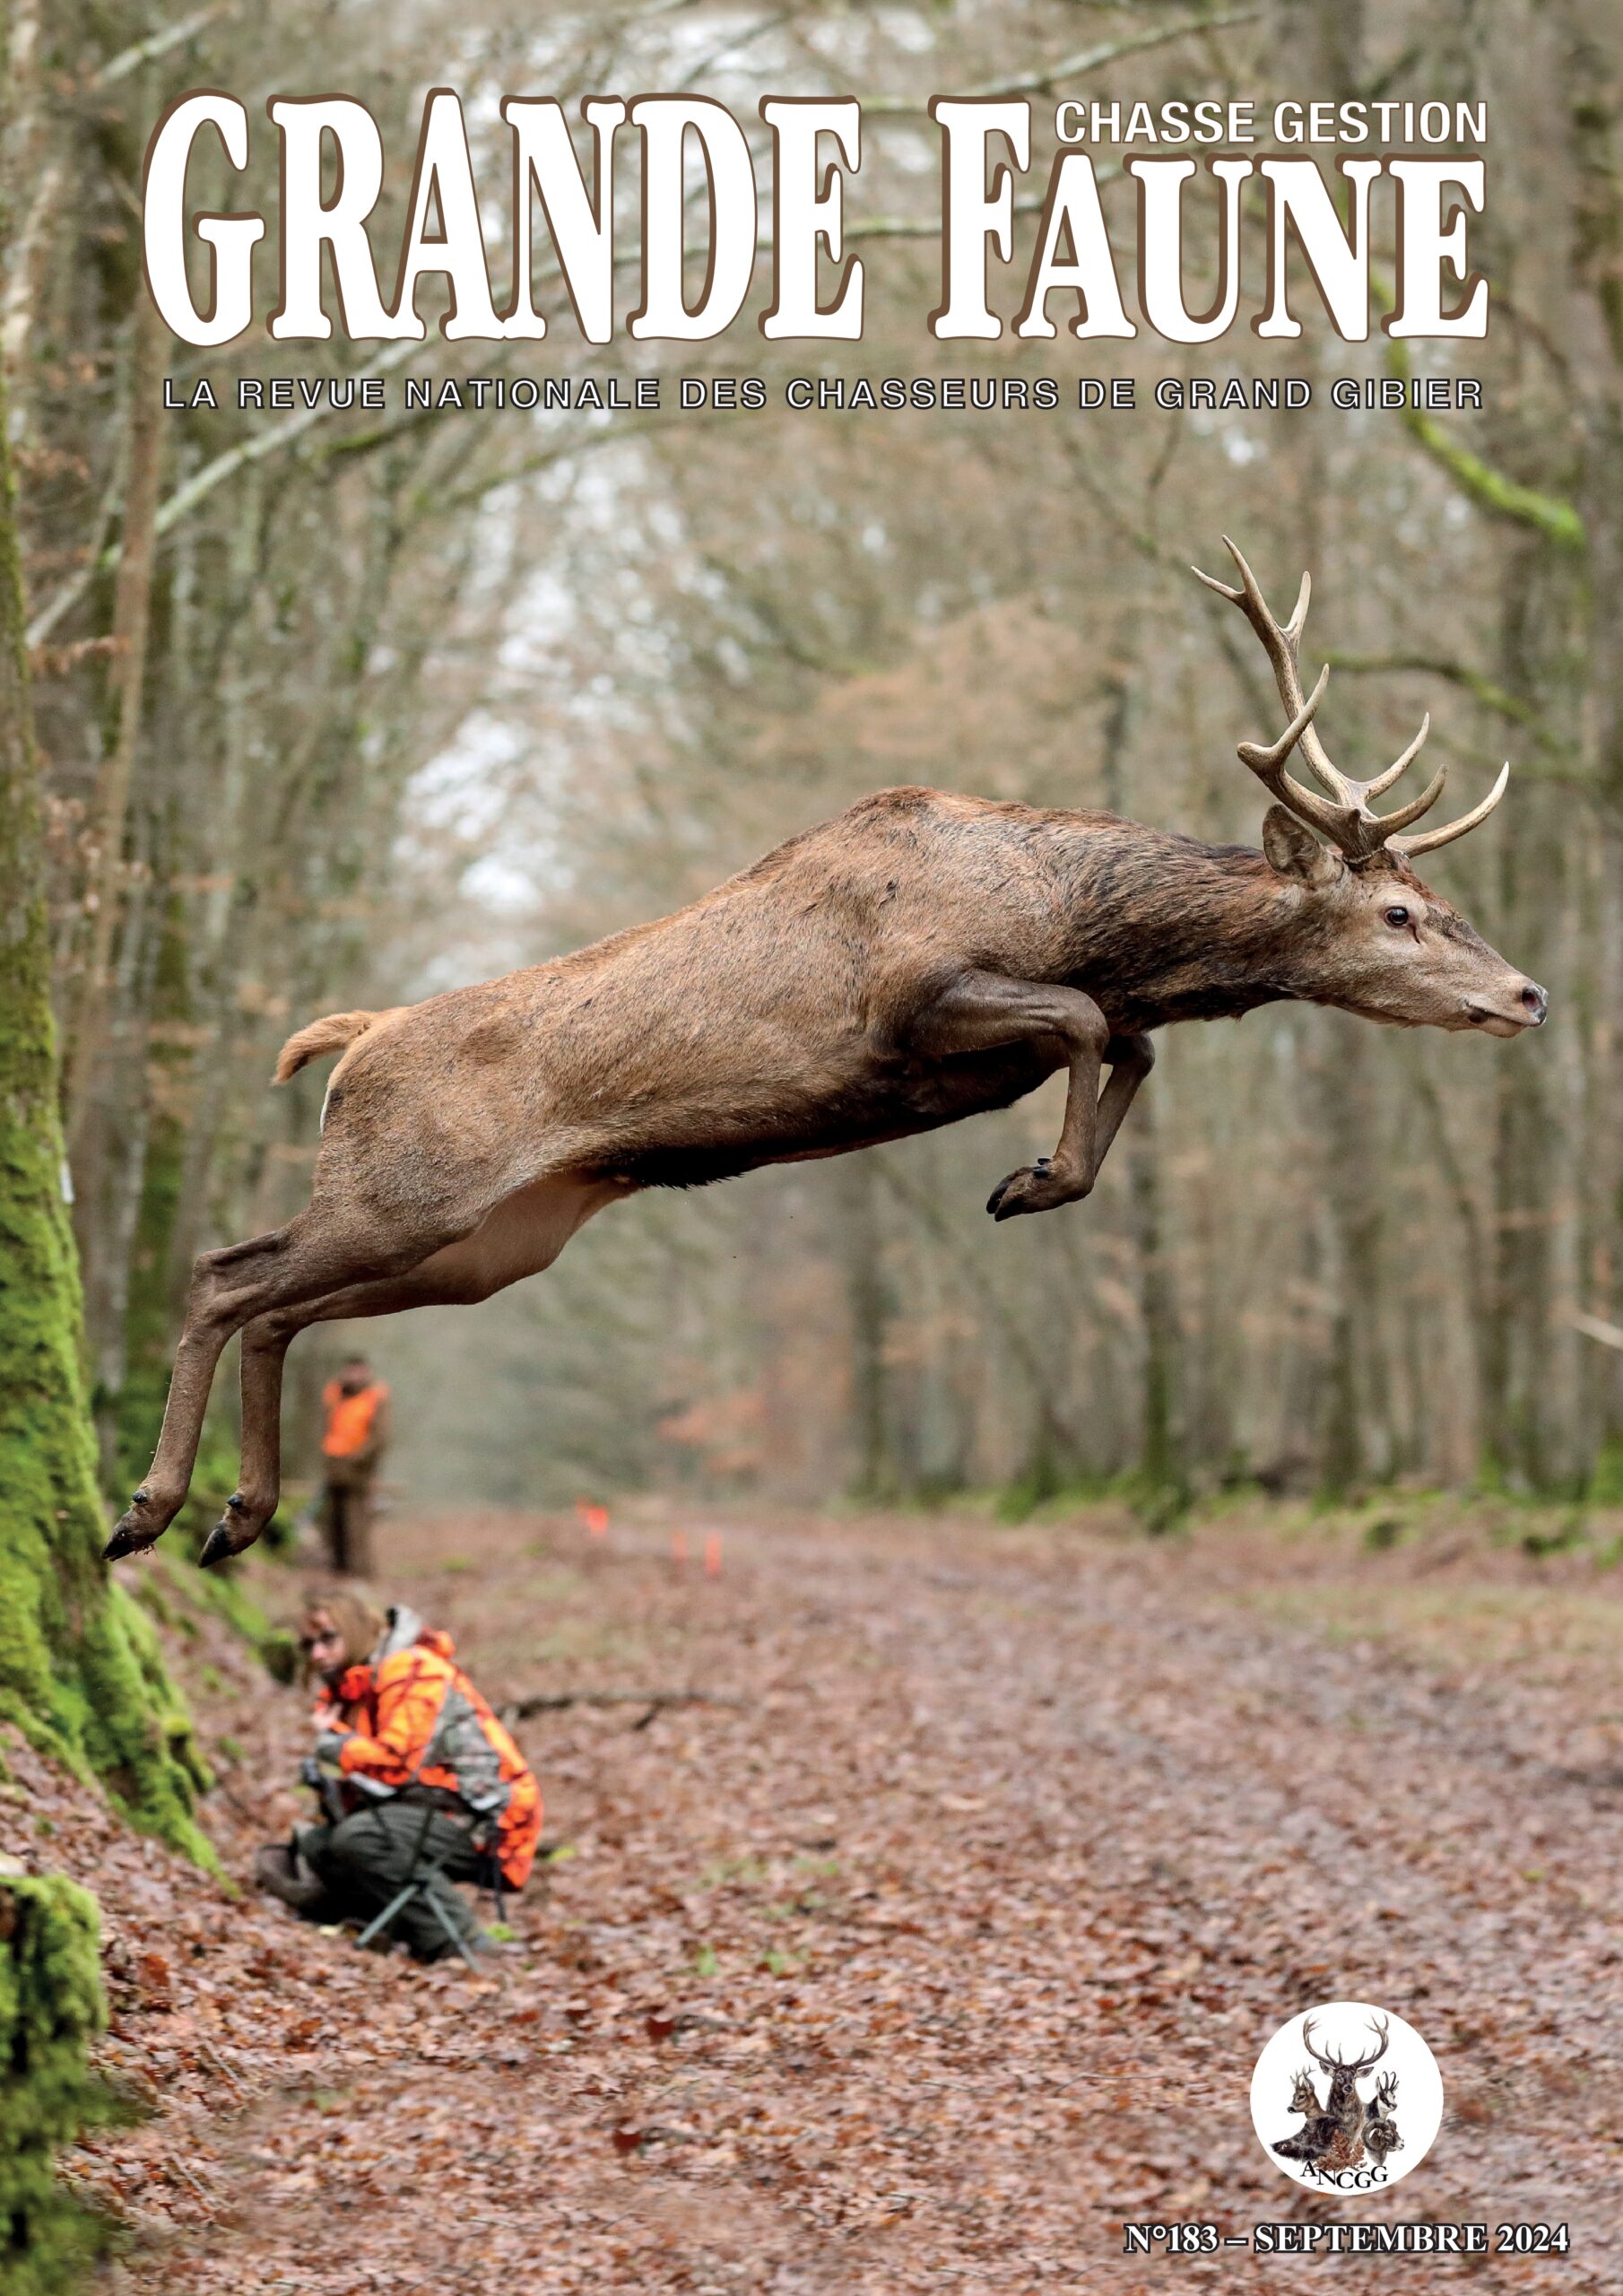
1086, 1029, 1156, 1178
989, 1024, 1153, 1219
907, 973, 1152, 1219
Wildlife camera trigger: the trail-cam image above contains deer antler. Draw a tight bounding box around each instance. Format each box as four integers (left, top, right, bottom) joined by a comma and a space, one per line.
1300, 2013, 1390, 2074
1388, 759, 1511, 858
1300, 2015, 1331, 2068
1192, 538, 1508, 863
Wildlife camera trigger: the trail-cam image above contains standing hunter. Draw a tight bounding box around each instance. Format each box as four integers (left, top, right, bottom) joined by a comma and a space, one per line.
318, 1354, 391, 1576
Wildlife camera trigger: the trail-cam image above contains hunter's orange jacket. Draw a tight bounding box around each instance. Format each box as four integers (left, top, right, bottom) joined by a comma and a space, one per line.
321, 1378, 388, 1459
324, 1627, 540, 1888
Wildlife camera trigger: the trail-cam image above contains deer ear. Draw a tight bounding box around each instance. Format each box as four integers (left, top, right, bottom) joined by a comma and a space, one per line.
1263, 804, 1343, 888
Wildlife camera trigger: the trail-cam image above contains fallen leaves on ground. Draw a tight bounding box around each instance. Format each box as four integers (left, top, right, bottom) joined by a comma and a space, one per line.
8, 1499, 1622, 2292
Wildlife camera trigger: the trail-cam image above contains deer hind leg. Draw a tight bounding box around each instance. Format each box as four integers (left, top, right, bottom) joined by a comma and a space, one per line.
203, 1271, 454, 1571
197, 1176, 627, 1567
103, 1205, 474, 1561
907, 972, 1154, 1220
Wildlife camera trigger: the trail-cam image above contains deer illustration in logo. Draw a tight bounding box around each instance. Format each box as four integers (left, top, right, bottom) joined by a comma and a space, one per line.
1273, 2013, 1400, 2180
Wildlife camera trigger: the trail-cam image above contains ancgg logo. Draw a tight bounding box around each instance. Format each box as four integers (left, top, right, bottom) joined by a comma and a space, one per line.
1250, 2003, 1444, 2193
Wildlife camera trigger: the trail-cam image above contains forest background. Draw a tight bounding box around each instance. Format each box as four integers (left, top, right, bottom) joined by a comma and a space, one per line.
9, 0, 1623, 1550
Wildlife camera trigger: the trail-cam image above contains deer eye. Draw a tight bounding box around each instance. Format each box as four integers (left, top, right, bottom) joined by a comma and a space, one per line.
1383, 904, 1411, 929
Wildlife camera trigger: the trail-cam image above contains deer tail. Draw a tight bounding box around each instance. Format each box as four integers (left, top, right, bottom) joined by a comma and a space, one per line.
273, 1009, 387, 1085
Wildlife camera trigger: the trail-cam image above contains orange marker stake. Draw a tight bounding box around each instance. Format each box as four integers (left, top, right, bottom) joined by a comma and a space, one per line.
703, 1532, 722, 1578
672, 1530, 689, 1567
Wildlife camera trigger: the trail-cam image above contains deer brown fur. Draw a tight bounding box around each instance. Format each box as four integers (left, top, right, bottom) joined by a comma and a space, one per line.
105, 544, 1547, 1567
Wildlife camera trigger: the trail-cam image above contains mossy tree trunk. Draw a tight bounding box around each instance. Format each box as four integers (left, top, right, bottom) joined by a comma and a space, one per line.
0, 1871, 114, 2292
0, 347, 205, 1855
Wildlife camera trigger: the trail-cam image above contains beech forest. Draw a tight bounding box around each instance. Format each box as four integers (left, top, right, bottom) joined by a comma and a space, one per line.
4, 4, 1623, 2287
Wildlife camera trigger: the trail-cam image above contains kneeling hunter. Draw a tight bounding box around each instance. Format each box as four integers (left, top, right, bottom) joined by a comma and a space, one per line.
256, 1593, 540, 1961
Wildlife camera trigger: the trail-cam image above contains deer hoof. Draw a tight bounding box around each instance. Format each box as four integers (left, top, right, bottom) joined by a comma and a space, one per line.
198, 1518, 245, 1570
103, 1490, 168, 1561
985, 1159, 1071, 1220
103, 1515, 154, 1561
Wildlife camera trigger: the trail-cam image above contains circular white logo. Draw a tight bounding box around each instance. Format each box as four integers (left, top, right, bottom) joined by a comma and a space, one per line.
1250, 2003, 1443, 2193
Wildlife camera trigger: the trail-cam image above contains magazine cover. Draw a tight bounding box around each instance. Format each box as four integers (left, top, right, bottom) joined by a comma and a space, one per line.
2, 1, 1616, 2286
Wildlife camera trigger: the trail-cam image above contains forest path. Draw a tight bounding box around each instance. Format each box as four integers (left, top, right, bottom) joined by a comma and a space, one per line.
75, 1505, 1623, 2292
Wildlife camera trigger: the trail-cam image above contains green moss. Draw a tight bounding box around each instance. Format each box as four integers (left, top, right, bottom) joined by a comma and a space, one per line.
136, 1546, 294, 1702
0, 342, 203, 1862
170, 1427, 245, 1553
259, 1631, 299, 1687
1521, 1509, 1589, 1560
150, 1547, 299, 1697
1589, 1436, 1623, 1507
163, 1548, 266, 1646
1381, 325, 1585, 553
1400, 404, 1585, 552
995, 1457, 1067, 1523
0, 1283, 207, 1860
0, 1875, 119, 2292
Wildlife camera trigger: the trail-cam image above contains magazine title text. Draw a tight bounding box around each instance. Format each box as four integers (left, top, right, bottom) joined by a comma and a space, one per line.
145, 92, 1491, 350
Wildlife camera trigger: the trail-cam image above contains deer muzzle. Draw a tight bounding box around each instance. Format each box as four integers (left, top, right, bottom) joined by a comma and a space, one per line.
1465, 978, 1548, 1036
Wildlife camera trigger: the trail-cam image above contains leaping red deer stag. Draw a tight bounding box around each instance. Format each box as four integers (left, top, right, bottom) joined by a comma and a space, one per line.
106, 541, 1546, 1567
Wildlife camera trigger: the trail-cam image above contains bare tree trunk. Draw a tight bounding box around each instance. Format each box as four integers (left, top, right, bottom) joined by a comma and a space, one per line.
1126, 1096, 1181, 1509
1559, 0, 1623, 1490
58, 299, 168, 1472
1481, 538, 1576, 1487
0, 0, 64, 442
1276, 0, 1394, 1497
839, 1158, 891, 1501
64, 295, 167, 1149
1315, 1018, 1394, 1492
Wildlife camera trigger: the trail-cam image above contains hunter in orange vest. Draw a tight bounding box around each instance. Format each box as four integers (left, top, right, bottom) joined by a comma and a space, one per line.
256, 1595, 542, 1961
318, 1354, 390, 1576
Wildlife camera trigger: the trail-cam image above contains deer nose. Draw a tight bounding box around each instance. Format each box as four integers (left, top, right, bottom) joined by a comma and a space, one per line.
1520, 980, 1548, 1024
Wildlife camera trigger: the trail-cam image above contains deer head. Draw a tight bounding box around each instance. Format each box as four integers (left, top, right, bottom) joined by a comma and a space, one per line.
1300, 2012, 1390, 2082
1193, 540, 1547, 1039
1287, 2067, 1321, 2118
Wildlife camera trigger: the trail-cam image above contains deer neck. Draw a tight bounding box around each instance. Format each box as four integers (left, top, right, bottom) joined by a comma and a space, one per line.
1063, 828, 1303, 1027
